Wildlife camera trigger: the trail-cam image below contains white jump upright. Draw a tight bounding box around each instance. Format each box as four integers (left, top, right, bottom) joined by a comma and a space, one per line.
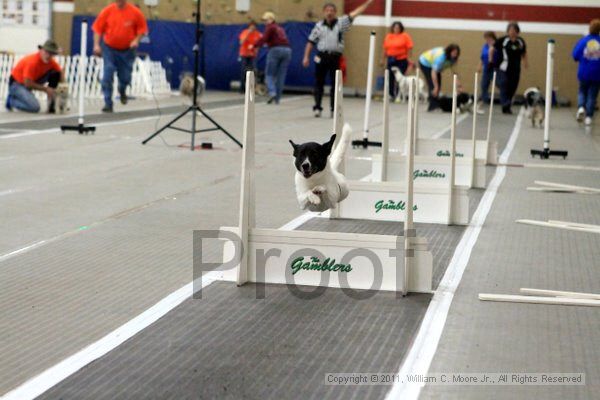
380, 69, 390, 182
60, 19, 96, 135
470, 72, 479, 188
221, 71, 433, 294
530, 39, 568, 159
486, 71, 497, 146
332, 73, 469, 225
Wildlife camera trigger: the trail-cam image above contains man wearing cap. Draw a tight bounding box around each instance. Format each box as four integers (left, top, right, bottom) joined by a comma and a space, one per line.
302, 0, 374, 117
5, 39, 63, 113
93, 0, 148, 113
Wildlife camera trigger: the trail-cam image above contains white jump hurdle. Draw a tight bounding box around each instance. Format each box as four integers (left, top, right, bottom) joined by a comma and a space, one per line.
220, 71, 433, 294
403, 71, 498, 166
374, 73, 487, 189
336, 72, 469, 225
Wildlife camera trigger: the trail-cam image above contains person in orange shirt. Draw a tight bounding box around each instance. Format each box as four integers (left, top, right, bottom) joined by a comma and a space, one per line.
380, 21, 414, 100
92, 0, 148, 112
238, 21, 262, 93
6, 40, 64, 113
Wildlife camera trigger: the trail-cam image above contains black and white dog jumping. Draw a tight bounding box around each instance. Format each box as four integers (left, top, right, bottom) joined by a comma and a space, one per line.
289, 124, 351, 212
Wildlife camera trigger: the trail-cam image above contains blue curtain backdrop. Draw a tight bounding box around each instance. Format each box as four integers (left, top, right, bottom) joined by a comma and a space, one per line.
71, 16, 316, 91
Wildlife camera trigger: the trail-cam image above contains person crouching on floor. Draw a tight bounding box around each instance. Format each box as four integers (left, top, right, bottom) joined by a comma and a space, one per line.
5, 40, 64, 113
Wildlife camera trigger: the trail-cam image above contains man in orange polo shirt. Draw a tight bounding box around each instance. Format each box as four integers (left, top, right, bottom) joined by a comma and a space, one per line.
6, 40, 63, 113
92, 0, 148, 112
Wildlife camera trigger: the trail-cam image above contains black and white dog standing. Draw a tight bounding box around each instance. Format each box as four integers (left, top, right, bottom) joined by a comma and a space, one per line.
289, 123, 351, 212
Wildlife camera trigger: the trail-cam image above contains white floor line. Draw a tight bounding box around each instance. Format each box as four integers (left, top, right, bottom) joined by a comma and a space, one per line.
0, 105, 468, 398
0, 96, 307, 140
385, 107, 524, 400
0, 272, 220, 400
431, 113, 468, 139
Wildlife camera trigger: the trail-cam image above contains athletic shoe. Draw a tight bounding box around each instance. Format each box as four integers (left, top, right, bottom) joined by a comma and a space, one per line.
314, 108, 322, 118
267, 96, 276, 104
119, 91, 128, 105
102, 105, 113, 113
585, 116, 592, 126
502, 105, 512, 115
476, 101, 485, 115
5, 94, 12, 111
576, 107, 585, 122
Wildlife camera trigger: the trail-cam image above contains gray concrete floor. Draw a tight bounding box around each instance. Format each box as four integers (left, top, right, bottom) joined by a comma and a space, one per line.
1, 91, 599, 399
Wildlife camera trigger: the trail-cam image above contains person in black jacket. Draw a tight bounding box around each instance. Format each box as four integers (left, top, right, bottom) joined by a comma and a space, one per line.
492, 22, 528, 114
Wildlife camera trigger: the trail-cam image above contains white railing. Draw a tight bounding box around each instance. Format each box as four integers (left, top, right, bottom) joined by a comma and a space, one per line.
0, 53, 171, 101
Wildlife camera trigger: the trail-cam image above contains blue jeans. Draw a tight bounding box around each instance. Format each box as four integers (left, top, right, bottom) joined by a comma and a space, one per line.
7, 70, 60, 113
265, 46, 291, 102
387, 57, 409, 98
480, 65, 493, 103
578, 80, 600, 118
101, 42, 136, 107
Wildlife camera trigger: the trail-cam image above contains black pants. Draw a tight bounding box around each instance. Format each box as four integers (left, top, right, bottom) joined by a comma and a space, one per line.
240, 56, 256, 93
420, 62, 441, 111
314, 52, 341, 112
498, 68, 521, 108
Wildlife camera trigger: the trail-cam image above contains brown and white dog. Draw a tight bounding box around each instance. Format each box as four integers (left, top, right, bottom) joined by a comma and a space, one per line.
54, 82, 70, 114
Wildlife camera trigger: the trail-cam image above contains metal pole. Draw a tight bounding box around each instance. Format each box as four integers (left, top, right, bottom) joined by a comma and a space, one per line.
385, 0, 392, 29
543, 39, 555, 152
362, 31, 376, 140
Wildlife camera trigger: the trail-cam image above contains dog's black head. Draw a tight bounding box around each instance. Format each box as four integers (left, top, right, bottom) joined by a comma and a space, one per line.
289, 134, 336, 178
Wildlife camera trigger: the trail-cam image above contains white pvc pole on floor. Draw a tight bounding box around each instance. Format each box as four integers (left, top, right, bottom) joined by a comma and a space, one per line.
362, 31, 376, 140
78, 20, 87, 126
543, 39, 555, 152
471, 72, 479, 188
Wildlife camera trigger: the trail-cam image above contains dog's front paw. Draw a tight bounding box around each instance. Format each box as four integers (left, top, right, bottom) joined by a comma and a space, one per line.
307, 192, 321, 205
312, 185, 326, 195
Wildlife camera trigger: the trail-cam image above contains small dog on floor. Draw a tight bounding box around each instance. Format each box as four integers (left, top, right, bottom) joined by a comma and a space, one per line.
290, 123, 351, 212
54, 83, 70, 114
523, 87, 544, 128
437, 93, 473, 113
390, 66, 427, 103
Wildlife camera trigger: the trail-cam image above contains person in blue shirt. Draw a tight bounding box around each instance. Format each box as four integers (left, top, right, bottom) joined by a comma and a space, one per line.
573, 19, 600, 126
478, 31, 497, 105
419, 44, 461, 111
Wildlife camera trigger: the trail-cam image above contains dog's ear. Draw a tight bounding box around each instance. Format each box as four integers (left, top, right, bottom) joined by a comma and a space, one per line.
289, 140, 298, 156
322, 134, 336, 155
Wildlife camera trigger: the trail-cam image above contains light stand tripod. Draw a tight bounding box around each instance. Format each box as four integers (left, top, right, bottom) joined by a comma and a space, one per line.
142, 0, 242, 150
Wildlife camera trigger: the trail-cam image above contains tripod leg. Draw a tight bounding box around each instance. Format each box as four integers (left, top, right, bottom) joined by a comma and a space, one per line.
191, 105, 197, 151
141, 107, 192, 145
197, 108, 243, 148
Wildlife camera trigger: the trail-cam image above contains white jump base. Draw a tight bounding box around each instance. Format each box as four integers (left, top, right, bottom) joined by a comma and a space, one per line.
408, 138, 498, 165
220, 71, 433, 295
221, 227, 433, 293
337, 181, 469, 225
371, 153, 487, 189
